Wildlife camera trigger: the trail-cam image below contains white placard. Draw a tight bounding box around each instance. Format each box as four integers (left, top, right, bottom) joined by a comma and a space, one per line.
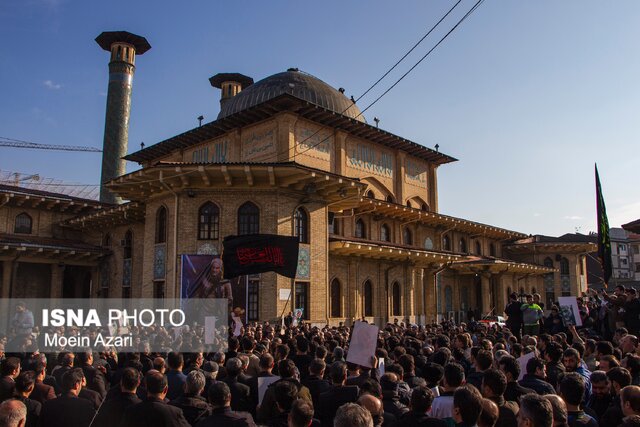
258, 376, 281, 405
346, 321, 379, 368
558, 296, 583, 327
204, 316, 217, 344
377, 358, 385, 378
279, 289, 291, 301
517, 352, 536, 380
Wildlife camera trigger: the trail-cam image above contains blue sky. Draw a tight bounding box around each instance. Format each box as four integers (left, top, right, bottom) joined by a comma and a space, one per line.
1, 0, 638, 236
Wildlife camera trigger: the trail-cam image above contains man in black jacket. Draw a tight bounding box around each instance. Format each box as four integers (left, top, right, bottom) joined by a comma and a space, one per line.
519, 358, 555, 395
318, 361, 359, 427
586, 370, 612, 421
13, 371, 40, 427
221, 358, 251, 413
195, 382, 256, 427
498, 356, 534, 403
93, 367, 142, 427
467, 349, 493, 391
170, 370, 212, 426
302, 358, 330, 409
392, 385, 446, 427
544, 342, 566, 389
0, 357, 20, 403
40, 368, 96, 427
480, 369, 518, 427
120, 371, 190, 427
505, 293, 523, 338
77, 351, 107, 399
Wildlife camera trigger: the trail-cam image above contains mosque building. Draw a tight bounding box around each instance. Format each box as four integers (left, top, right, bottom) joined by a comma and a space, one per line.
0, 31, 596, 326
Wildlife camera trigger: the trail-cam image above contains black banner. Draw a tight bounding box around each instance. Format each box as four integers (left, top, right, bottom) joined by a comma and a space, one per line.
595, 164, 612, 286
222, 234, 299, 279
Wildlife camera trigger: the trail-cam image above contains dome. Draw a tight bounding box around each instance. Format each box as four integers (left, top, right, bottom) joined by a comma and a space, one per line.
217, 69, 366, 123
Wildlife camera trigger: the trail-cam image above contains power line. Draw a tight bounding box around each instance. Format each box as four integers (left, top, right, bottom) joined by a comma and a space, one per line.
360, 0, 485, 116
356, 0, 464, 103
292, 0, 485, 160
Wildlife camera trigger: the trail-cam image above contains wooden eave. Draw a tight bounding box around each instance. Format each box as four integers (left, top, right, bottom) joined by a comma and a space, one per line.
504, 242, 597, 254
353, 198, 527, 240
64, 202, 146, 229
448, 257, 556, 275
104, 162, 366, 211
0, 241, 108, 263
0, 189, 104, 215
329, 238, 461, 265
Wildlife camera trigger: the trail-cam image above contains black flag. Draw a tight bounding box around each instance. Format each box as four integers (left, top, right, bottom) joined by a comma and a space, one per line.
222, 234, 300, 279
595, 164, 612, 286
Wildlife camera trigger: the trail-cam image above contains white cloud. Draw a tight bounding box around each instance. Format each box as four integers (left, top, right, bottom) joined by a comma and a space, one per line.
533, 212, 541, 217
43, 80, 61, 90
564, 215, 583, 220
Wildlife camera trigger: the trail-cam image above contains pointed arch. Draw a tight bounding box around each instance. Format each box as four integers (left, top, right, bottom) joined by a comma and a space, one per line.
443, 234, 451, 251
355, 218, 366, 239
380, 224, 391, 242
392, 282, 401, 316
330, 278, 342, 318
123, 230, 133, 259
155, 205, 167, 244
198, 202, 220, 240
238, 201, 259, 235
459, 237, 467, 253
14, 212, 32, 234
364, 280, 373, 317
403, 227, 413, 245
294, 207, 310, 243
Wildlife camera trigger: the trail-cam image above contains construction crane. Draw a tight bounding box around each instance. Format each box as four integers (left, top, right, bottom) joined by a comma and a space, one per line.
0, 136, 101, 152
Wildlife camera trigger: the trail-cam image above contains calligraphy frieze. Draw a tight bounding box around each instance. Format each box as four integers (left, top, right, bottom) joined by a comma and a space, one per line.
295, 122, 333, 161
346, 138, 394, 179
242, 125, 276, 162
186, 138, 230, 163
405, 158, 428, 187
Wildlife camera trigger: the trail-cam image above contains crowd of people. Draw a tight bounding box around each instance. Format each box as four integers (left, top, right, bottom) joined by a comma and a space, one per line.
0, 287, 640, 427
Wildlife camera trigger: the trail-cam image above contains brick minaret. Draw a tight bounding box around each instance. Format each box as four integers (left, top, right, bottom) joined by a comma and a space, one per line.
96, 31, 151, 204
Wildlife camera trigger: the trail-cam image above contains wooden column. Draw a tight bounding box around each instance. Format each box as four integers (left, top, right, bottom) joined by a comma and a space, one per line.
481, 275, 491, 316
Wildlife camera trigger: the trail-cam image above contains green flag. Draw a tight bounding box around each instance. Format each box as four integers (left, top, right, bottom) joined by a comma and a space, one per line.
595, 164, 612, 286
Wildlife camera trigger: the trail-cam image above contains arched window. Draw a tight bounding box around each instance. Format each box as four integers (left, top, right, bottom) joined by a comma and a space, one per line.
392, 282, 401, 316
489, 243, 496, 257
364, 280, 373, 317
238, 202, 259, 235
421, 204, 428, 212
459, 238, 467, 253
424, 237, 433, 250
123, 230, 133, 260
386, 195, 394, 203
14, 213, 32, 234
560, 257, 570, 296
366, 190, 375, 199
475, 241, 482, 255
443, 235, 451, 251
406, 201, 412, 208
403, 228, 413, 245
102, 233, 111, 247
380, 224, 390, 242
155, 206, 167, 244
355, 219, 366, 239
445, 286, 453, 312
330, 279, 341, 318
294, 207, 309, 243
198, 202, 220, 240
